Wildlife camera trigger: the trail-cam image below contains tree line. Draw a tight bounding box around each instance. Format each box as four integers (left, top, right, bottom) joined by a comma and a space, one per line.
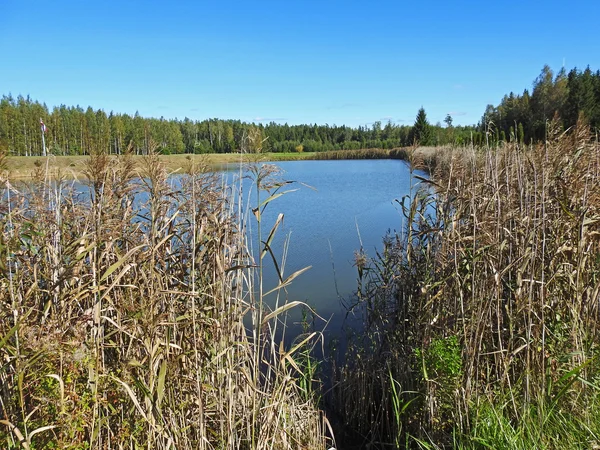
4, 63, 594, 157
480, 65, 600, 144
0, 94, 478, 156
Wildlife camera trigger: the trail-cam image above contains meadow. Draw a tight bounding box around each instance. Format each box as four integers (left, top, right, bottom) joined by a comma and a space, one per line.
4, 152, 313, 179
4, 147, 438, 180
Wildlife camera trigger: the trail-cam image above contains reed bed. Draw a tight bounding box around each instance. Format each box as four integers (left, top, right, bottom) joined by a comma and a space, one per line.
307, 149, 395, 160
334, 118, 600, 448
0, 149, 330, 449
306, 148, 412, 161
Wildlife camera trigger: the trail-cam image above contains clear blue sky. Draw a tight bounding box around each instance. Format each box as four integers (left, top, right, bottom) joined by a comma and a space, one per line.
1, 0, 598, 128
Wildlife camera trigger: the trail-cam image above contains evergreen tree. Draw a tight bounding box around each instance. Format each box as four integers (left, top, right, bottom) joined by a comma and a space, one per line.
565, 67, 598, 128
0, 94, 480, 155
410, 107, 432, 145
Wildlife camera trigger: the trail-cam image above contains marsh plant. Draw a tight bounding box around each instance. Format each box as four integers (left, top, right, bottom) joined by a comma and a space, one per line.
0, 147, 331, 449
335, 118, 600, 449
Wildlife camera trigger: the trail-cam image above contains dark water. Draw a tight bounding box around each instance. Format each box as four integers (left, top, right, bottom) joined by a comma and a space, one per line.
235, 159, 426, 344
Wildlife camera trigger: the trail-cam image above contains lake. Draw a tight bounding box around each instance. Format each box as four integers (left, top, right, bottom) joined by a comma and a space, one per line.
233, 159, 427, 347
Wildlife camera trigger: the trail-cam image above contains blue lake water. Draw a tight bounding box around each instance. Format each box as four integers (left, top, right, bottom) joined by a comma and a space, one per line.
234, 159, 426, 343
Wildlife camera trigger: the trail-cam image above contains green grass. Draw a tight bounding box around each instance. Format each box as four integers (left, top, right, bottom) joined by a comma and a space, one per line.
461, 393, 600, 449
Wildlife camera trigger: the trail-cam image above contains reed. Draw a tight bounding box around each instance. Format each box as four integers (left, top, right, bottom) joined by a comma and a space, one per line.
308, 148, 394, 160
0, 146, 331, 448
334, 117, 600, 448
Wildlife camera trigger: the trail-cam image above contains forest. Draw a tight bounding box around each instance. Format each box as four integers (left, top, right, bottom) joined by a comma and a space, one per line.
0, 66, 600, 156
481, 64, 600, 143
1, 65, 599, 158
0, 95, 476, 156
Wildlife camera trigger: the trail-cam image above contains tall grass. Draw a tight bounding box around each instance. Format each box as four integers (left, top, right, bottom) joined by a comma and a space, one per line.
0, 147, 331, 448
307, 148, 411, 161
334, 118, 600, 448
7, 120, 600, 448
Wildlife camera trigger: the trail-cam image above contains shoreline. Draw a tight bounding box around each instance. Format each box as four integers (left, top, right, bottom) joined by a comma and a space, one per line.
3, 147, 439, 180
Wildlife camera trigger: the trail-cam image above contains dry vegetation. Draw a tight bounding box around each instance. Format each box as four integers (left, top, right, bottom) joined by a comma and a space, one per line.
5, 120, 600, 449
4, 153, 315, 180
0, 149, 331, 448
334, 118, 600, 449
5, 148, 439, 181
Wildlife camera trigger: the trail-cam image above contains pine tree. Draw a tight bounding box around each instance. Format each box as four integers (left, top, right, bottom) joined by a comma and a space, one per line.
410, 107, 432, 145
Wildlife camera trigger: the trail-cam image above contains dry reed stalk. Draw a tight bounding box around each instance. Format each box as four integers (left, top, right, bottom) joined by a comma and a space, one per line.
0, 147, 331, 449
334, 117, 600, 448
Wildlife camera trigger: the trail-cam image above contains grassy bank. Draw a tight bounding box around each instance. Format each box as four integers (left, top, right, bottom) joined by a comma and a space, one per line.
0, 153, 330, 449
333, 119, 600, 448
4, 152, 313, 179
4, 147, 438, 180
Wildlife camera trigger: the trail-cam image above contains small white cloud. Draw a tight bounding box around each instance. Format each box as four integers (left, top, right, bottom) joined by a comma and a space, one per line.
447, 111, 467, 117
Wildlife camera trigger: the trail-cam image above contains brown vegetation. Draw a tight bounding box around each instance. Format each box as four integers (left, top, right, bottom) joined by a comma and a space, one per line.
0, 150, 330, 448
334, 118, 600, 448
4, 148, 440, 180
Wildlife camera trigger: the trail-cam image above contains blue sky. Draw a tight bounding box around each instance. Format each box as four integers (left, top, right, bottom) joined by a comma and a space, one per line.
1, 0, 598, 128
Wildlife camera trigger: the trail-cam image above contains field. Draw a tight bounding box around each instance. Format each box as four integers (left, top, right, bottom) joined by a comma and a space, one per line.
3, 147, 438, 180
3, 152, 313, 179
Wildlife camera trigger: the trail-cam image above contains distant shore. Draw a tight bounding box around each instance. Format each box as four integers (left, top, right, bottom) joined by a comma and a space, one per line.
3, 147, 438, 180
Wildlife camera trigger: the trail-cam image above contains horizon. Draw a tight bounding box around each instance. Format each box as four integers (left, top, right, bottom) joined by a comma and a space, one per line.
1, 0, 599, 128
